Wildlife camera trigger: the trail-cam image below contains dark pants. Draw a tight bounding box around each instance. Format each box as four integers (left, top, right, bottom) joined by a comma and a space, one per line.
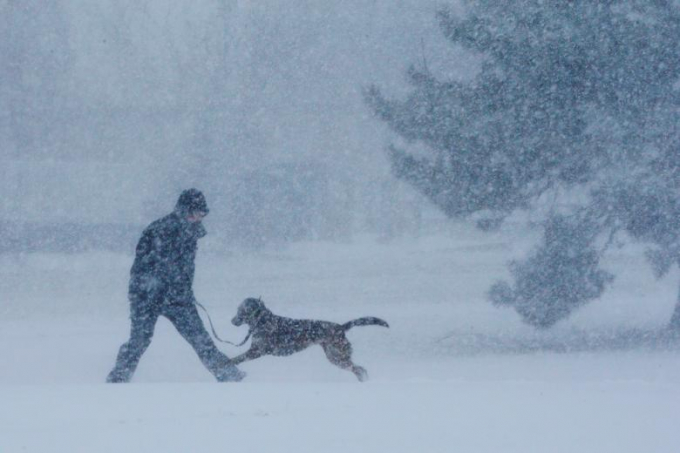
107, 288, 243, 382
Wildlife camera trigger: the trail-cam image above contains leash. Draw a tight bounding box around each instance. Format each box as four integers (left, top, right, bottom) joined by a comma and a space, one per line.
194, 301, 251, 347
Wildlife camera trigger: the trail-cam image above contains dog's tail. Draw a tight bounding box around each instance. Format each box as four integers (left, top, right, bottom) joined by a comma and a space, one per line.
342, 317, 389, 331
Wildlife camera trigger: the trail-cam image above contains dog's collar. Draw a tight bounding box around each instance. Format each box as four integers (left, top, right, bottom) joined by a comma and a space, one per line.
249, 306, 267, 327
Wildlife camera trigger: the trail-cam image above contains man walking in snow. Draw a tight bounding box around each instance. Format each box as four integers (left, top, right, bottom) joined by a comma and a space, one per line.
107, 189, 244, 383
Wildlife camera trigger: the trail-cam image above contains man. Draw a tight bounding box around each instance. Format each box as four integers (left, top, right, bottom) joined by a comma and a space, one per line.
107, 189, 244, 383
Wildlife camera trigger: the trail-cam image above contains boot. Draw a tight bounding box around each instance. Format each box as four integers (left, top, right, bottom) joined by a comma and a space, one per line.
215, 364, 246, 382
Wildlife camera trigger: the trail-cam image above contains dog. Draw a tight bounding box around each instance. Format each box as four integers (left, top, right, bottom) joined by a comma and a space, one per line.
230, 298, 389, 381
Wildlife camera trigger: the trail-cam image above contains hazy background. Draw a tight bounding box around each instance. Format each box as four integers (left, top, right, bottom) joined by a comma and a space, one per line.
3, 5, 680, 451
1, 0, 479, 251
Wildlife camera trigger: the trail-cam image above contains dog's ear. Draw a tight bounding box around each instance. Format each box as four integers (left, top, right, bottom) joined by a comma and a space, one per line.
243, 297, 264, 312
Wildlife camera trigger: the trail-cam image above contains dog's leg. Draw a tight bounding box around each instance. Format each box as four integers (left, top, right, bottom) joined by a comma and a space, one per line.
321, 338, 368, 382
230, 347, 264, 365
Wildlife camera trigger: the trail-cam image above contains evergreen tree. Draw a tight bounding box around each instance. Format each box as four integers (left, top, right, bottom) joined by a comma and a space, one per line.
366, 1, 680, 328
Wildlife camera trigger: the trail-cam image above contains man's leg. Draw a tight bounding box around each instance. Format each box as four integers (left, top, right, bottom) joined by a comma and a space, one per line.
106, 294, 161, 383
163, 303, 245, 382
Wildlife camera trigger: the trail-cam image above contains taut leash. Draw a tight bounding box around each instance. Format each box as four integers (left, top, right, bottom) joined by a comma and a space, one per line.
194, 301, 251, 347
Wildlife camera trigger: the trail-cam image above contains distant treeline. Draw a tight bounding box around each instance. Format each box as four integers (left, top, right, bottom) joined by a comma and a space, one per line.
0, 222, 141, 253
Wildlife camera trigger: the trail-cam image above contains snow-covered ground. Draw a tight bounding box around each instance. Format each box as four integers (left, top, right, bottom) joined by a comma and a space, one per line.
2, 223, 680, 452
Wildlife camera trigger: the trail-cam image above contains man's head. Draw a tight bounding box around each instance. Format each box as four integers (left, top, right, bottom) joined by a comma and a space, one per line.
186, 211, 206, 223
175, 188, 209, 222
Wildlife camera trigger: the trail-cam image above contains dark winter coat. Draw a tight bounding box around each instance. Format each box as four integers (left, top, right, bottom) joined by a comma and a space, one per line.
129, 210, 207, 303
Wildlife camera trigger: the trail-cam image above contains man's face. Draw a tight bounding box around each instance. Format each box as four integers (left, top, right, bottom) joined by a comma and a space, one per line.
187, 211, 206, 223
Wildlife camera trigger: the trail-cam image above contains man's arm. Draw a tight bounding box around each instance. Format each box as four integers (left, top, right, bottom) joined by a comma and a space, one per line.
133, 226, 164, 275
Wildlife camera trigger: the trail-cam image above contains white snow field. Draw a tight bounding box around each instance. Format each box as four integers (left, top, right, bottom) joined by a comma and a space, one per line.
2, 223, 680, 453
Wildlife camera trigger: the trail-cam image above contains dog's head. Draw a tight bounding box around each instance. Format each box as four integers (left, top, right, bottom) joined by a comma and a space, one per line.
232, 297, 267, 327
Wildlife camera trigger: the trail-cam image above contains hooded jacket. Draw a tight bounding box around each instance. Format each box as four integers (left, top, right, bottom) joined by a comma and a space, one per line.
129, 190, 208, 302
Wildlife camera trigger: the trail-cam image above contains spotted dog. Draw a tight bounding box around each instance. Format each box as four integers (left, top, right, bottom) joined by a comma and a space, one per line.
230, 298, 389, 381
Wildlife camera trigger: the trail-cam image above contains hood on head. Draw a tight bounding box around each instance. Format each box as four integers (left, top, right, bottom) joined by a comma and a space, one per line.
175, 188, 209, 217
